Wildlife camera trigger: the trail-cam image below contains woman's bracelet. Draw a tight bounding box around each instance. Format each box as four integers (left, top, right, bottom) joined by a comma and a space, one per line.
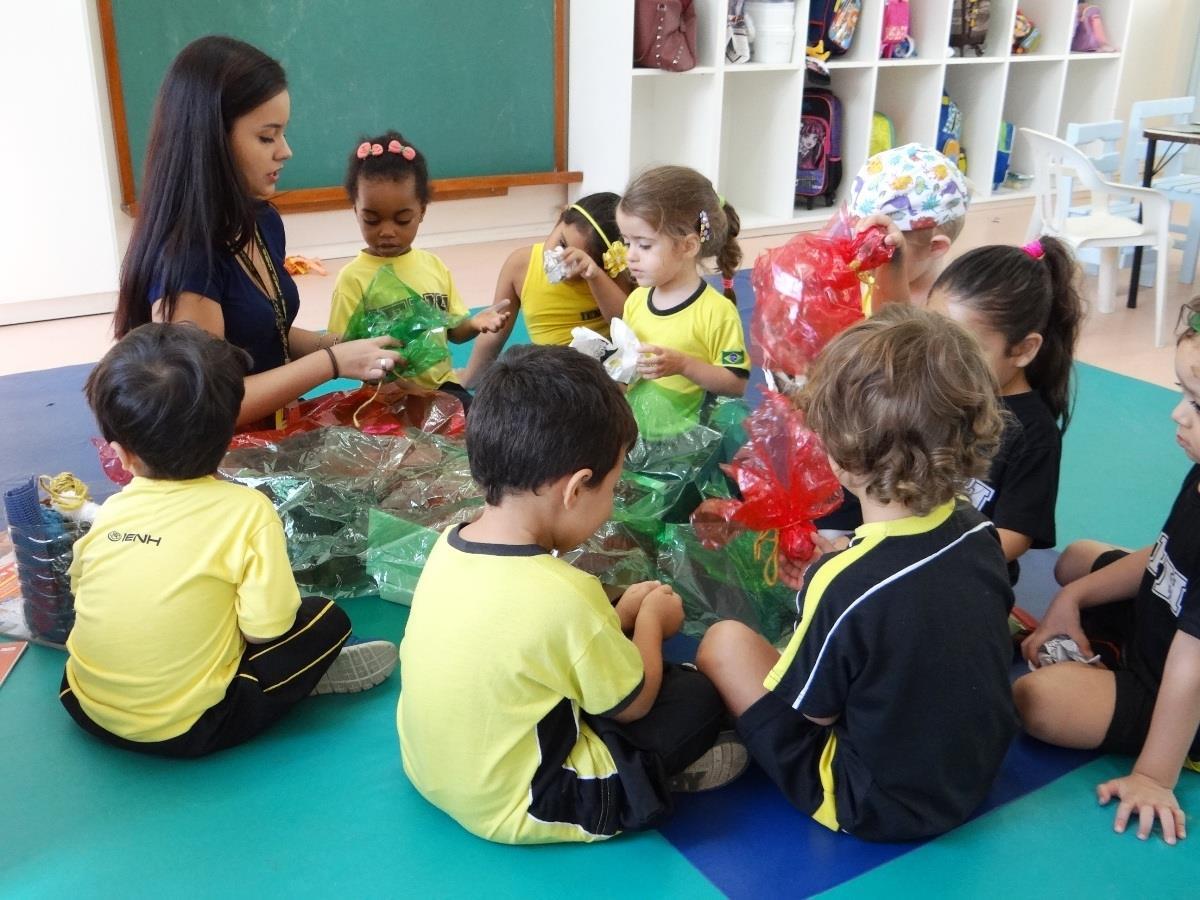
323, 346, 340, 379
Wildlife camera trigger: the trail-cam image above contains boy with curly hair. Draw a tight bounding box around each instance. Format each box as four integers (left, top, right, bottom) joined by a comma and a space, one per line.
697, 305, 1018, 841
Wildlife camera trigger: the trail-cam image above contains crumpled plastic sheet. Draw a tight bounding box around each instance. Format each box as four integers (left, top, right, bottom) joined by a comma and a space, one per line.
343, 264, 461, 378
657, 521, 800, 644
220, 427, 469, 599
751, 205, 893, 378
692, 390, 843, 567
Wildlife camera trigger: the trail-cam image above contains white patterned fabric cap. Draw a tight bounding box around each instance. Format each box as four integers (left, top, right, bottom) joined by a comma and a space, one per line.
849, 143, 970, 231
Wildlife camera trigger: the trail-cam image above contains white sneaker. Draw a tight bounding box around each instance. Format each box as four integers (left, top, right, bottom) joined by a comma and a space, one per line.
312, 638, 397, 695
668, 730, 750, 793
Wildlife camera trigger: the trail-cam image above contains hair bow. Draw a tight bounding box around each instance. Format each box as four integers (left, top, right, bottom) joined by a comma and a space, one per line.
387, 139, 417, 160
356, 142, 384, 159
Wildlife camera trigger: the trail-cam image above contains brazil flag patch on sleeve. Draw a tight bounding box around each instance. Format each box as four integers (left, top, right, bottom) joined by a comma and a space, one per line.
721, 350, 746, 366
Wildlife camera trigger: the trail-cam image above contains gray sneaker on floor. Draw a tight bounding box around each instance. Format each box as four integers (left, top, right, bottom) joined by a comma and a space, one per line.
668, 730, 750, 793
312, 639, 397, 695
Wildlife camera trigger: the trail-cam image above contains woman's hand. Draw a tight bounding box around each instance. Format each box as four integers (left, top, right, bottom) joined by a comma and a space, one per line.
332, 336, 403, 382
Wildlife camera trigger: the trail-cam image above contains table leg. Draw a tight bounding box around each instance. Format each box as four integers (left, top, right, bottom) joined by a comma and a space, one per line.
1128, 137, 1157, 309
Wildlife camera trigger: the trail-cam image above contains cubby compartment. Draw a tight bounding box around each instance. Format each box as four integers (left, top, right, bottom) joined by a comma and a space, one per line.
1015, 0, 1075, 56
629, 72, 722, 182
812, 0, 884, 64
720, 69, 806, 227
946, 0, 1018, 59
873, 63, 944, 149
1000, 59, 1067, 191
793, 65, 876, 218
1058, 57, 1122, 134
1067, 0, 1131, 57
900, 0, 952, 61
943, 61, 1006, 196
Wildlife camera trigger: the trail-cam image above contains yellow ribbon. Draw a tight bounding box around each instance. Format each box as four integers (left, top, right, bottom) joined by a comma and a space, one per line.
752, 529, 781, 588
352, 380, 385, 429
570, 204, 628, 278
38, 473, 90, 510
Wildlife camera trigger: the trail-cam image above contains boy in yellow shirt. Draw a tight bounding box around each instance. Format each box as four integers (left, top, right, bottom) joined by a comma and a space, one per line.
60, 323, 396, 756
398, 345, 745, 843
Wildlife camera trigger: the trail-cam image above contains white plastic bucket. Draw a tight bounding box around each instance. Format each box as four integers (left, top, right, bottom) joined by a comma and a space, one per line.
746, 1, 795, 30
751, 26, 795, 63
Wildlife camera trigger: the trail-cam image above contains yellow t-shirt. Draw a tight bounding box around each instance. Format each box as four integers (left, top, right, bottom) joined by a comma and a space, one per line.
520, 243, 610, 345
328, 249, 467, 389
622, 281, 749, 438
397, 526, 644, 844
65, 476, 301, 742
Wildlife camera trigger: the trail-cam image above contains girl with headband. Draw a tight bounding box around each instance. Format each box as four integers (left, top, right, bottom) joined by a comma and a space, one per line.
460, 192, 634, 387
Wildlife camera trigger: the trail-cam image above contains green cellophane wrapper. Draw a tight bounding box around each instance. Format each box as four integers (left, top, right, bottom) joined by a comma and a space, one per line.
220, 427, 466, 599
657, 520, 798, 644
342, 265, 462, 377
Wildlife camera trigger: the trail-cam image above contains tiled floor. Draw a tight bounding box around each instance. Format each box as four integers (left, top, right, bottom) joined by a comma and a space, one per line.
0, 226, 1190, 390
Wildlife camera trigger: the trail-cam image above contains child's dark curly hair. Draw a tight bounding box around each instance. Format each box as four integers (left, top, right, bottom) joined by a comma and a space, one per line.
801, 305, 1004, 516
343, 130, 430, 205
559, 192, 622, 268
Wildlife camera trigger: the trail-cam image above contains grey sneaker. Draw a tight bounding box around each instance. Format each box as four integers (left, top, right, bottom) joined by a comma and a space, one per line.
312, 639, 397, 695
668, 731, 749, 793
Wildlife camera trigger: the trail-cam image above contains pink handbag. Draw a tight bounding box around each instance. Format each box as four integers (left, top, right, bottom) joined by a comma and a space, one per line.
634, 0, 698, 72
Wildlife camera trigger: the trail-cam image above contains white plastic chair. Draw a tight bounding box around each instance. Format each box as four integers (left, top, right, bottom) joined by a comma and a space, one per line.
1022, 128, 1173, 346
1120, 97, 1200, 284
1065, 120, 1154, 288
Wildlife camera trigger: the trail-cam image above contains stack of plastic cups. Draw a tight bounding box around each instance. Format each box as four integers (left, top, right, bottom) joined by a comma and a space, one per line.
6, 478, 76, 644
746, 0, 796, 64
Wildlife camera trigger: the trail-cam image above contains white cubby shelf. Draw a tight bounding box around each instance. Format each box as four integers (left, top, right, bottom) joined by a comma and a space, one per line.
569, 0, 1133, 232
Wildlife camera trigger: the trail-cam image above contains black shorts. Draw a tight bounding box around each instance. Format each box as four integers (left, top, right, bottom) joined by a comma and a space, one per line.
1088, 550, 1200, 759
735, 689, 831, 817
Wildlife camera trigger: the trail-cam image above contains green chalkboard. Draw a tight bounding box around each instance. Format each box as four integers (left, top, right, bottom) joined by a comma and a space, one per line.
102, 0, 561, 205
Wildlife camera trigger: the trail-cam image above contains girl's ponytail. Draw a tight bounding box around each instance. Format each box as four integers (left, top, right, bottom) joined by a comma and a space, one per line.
1026, 236, 1084, 433
715, 200, 742, 303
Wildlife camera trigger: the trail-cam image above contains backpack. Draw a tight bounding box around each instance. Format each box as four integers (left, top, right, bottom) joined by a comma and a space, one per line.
870, 112, 896, 157
993, 120, 1014, 188
795, 87, 843, 209
809, 0, 861, 56
1072, 3, 1115, 52
949, 0, 990, 56
1012, 10, 1040, 54
633, 0, 698, 72
880, 0, 911, 59
937, 92, 963, 167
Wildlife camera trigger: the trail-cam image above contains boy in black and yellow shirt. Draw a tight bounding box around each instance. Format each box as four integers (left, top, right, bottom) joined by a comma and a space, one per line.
60, 324, 396, 756
398, 345, 740, 844
698, 306, 1018, 841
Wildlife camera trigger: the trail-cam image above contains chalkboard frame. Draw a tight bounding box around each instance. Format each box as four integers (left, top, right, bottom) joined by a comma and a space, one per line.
96, 0, 580, 215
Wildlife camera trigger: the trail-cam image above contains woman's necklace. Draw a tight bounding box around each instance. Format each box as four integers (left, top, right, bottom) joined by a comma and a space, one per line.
236, 227, 290, 362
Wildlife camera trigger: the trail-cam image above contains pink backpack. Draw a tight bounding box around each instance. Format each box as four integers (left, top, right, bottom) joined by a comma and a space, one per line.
1072, 3, 1115, 52
880, 0, 910, 59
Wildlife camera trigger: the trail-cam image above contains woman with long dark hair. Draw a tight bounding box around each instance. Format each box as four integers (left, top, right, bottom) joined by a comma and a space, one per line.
114, 36, 400, 426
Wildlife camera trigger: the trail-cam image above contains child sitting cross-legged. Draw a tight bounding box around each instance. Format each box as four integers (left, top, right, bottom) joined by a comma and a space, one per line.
397, 344, 744, 844
61, 323, 396, 757
697, 305, 1019, 841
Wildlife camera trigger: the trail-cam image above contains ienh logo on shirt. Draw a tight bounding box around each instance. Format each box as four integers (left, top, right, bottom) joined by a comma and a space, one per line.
106, 531, 162, 546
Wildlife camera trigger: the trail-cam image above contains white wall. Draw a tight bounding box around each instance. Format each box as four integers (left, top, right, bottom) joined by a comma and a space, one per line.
1114, 0, 1200, 123
0, 1, 119, 312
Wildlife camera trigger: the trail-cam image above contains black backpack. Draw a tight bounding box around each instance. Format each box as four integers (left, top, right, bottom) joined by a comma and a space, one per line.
950, 0, 990, 56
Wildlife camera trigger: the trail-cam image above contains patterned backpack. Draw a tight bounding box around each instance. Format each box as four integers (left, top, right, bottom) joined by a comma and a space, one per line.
795, 87, 844, 209
950, 0, 990, 56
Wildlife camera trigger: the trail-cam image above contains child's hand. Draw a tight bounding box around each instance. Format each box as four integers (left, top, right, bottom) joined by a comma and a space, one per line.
854, 212, 907, 256
559, 247, 602, 282
779, 533, 848, 589
1097, 771, 1187, 844
637, 345, 690, 380
615, 580, 663, 632
470, 300, 512, 335
1021, 587, 1093, 667
638, 582, 684, 638
333, 336, 405, 382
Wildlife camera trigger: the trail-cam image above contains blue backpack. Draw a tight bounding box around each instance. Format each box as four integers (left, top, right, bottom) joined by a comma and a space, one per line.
808, 0, 862, 56
993, 120, 1014, 188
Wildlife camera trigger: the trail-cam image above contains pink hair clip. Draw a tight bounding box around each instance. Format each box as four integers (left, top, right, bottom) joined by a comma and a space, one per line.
387, 139, 417, 161
1022, 239, 1045, 260
355, 142, 372, 159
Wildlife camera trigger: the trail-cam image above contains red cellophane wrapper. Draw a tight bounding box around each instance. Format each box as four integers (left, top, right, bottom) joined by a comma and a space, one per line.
228, 383, 464, 450
751, 206, 894, 378
692, 391, 844, 566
